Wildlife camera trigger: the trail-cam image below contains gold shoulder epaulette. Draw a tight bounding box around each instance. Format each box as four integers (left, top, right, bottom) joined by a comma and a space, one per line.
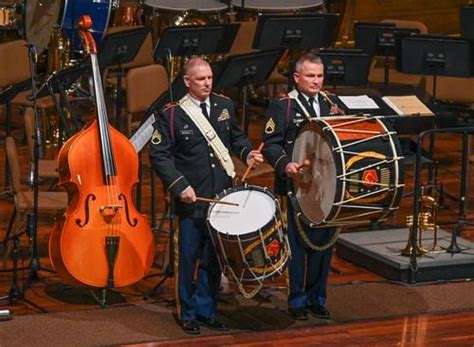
212, 92, 230, 100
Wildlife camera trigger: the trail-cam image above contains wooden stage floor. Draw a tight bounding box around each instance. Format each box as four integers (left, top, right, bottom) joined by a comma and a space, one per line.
1, 109, 474, 345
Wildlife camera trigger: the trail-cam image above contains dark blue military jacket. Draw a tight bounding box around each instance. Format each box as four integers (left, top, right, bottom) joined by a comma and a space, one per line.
262, 91, 341, 194
150, 93, 252, 218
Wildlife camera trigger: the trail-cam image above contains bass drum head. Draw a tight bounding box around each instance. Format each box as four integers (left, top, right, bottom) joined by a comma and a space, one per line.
208, 188, 276, 236
23, 0, 62, 54
291, 121, 337, 225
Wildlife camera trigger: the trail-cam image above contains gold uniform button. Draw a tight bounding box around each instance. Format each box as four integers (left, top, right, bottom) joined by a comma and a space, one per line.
210, 153, 214, 157
211, 164, 216, 168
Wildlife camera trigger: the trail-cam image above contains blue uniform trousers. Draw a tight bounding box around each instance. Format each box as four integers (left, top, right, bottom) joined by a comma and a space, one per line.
286, 200, 336, 309
176, 217, 221, 321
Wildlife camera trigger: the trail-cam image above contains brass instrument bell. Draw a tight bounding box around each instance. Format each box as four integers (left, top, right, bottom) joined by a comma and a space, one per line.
401, 186, 440, 256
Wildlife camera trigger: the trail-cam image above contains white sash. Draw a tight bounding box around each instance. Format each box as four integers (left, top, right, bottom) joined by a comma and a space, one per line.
180, 96, 236, 178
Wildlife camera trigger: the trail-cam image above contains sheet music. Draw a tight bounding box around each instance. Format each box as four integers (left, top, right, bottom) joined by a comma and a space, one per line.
338, 95, 379, 109
382, 95, 434, 116
130, 113, 156, 153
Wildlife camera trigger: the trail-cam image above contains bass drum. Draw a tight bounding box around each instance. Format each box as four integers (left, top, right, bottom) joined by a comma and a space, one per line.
23, 0, 115, 54
290, 116, 405, 228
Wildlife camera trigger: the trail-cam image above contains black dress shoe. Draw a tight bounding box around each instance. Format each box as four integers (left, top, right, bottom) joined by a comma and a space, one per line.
288, 307, 308, 321
196, 315, 229, 331
181, 320, 201, 335
307, 304, 331, 319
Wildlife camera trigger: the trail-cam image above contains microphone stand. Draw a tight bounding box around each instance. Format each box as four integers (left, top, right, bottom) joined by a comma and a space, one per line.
0, 45, 47, 313
26, 44, 54, 286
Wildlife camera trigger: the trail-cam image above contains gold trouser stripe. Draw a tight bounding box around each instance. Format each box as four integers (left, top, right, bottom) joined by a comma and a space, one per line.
274, 154, 288, 168
173, 218, 181, 321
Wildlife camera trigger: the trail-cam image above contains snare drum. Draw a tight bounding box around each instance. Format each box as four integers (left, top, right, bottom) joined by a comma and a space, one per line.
23, 0, 114, 54
141, 0, 228, 42
231, 0, 325, 21
207, 185, 289, 290
290, 116, 404, 227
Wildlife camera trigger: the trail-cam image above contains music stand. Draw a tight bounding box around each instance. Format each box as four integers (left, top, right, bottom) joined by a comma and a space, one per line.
153, 23, 240, 63
214, 49, 283, 132
399, 34, 474, 239
318, 48, 371, 88
252, 13, 339, 89
398, 34, 473, 99
460, 5, 474, 40
98, 27, 149, 131
33, 63, 90, 142
354, 22, 420, 85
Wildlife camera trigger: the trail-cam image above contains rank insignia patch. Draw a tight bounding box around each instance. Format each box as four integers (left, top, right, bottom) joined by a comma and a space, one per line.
151, 129, 162, 145
265, 118, 276, 134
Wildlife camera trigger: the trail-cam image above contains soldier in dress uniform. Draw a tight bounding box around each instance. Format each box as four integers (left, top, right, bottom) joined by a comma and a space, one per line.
262, 53, 343, 321
150, 57, 263, 335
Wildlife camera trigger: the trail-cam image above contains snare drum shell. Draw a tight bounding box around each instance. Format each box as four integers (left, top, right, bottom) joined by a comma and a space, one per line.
207, 185, 288, 283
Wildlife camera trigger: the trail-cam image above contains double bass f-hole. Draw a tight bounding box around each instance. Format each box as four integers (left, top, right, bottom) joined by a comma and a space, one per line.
118, 193, 138, 227
75, 194, 96, 227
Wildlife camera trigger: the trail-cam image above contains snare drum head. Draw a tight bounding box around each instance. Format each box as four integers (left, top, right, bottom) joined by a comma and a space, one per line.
143, 0, 227, 11
24, 0, 61, 54
291, 121, 336, 224
208, 188, 276, 236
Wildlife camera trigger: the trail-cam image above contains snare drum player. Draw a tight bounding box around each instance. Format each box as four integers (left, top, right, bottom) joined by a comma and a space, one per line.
262, 53, 343, 321
150, 57, 263, 334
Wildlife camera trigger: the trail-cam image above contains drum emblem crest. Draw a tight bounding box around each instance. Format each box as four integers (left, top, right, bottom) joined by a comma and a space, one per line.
362, 169, 379, 188
266, 239, 280, 257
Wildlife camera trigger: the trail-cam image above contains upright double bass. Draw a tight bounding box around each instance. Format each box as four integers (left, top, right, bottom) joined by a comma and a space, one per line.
49, 16, 155, 288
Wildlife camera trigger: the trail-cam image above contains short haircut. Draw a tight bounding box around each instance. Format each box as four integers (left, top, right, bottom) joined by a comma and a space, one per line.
183, 56, 211, 76
294, 53, 323, 73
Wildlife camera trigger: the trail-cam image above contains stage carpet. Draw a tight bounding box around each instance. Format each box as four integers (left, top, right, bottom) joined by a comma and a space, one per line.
1, 280, 474, 346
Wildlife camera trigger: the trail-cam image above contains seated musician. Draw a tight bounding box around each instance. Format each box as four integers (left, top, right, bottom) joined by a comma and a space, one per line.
150, 57, 263, 335
262, 53, 343, 321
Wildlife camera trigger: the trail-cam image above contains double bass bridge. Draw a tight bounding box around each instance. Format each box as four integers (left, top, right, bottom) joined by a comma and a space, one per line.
100, 205, 122, 224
